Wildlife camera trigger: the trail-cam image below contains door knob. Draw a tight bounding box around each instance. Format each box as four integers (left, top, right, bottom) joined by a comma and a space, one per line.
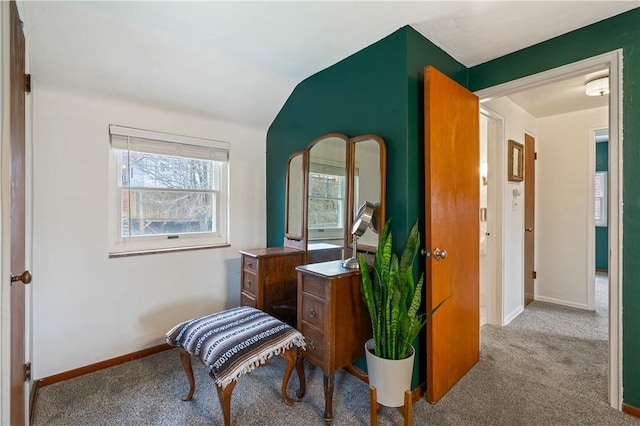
433, 248, 448, 260
11, 270, 32, 284
525, 228, 533, 232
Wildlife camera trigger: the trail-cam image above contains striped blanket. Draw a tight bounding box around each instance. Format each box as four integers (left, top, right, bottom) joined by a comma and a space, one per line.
166, 306, 306, 389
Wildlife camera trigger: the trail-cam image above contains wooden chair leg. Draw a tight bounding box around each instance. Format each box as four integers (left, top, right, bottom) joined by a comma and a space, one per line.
215, 380, 237, 426
403, 390, 412, 426
369, 386, 378, 426
295, 349, 306, 400
280, 347, 297, 405
179, 349, 195, 401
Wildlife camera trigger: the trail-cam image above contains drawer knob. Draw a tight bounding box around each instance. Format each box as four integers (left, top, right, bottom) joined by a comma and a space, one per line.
247, 263, 253, 268
309, 308, 316, 318
247, 280, 252, 287
308, 339, 315, 350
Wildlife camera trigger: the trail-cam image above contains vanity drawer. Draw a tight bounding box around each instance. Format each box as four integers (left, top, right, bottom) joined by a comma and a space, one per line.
301, 295, 325, 331
242, 255, 258, 273
301, 274, 325, 299
301, 323, 325, 366
242, 272, 257, 296
240, 291, 256, 308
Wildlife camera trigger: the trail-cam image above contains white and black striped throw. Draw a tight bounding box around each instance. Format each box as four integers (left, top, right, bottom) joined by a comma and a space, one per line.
166, 306, 306, 389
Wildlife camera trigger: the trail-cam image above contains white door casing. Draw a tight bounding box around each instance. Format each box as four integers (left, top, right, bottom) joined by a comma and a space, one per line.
475, 49, 623, 410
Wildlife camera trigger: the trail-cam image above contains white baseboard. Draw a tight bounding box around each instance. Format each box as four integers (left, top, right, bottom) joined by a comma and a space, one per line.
534, 295, 591, 311
503, 306, 524, 326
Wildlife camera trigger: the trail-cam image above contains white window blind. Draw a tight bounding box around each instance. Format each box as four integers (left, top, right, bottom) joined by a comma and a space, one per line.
595, 171, 607, 227
109, 125, 229, 161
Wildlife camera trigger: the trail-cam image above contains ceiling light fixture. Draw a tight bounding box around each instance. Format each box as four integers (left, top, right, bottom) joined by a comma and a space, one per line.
585, 76, 609, 97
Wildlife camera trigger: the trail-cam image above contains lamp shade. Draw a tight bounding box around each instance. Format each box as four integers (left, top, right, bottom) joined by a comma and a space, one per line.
585, 76, 609, 96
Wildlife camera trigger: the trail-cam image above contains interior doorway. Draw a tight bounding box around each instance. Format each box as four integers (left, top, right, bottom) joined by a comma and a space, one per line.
479, 110, 503, 327
475, 50, 622, 409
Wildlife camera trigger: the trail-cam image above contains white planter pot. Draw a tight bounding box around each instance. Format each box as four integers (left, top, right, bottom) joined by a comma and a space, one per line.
365, 338, 415, 407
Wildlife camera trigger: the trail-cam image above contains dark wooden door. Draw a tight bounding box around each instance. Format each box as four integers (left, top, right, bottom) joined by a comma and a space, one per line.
9, 1, 27, 424
424, 66, 480, 403
524, 134, 536, 305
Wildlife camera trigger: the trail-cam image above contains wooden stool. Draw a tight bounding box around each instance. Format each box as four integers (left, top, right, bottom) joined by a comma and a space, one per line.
166, 307, 307, 426
369, 386, 412, 426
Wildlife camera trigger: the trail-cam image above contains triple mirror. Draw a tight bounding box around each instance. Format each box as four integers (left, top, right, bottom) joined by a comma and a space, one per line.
285, 133, 386, 263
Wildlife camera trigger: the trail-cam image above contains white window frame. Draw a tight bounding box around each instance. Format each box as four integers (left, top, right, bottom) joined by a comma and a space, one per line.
108, 125, 230, 256
595, 171, 608, 227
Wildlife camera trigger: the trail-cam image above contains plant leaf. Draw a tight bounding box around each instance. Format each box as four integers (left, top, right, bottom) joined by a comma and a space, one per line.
359, 253, 378, 352
362, 218, 444, 360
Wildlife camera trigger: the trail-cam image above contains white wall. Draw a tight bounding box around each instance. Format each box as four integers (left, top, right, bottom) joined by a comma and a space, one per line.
32, 88, 267, 379
536, 106, 607, 308
484, 97, 536, 324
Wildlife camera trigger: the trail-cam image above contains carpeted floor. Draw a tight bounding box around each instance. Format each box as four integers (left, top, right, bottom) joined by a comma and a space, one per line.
33, 274, 639, 425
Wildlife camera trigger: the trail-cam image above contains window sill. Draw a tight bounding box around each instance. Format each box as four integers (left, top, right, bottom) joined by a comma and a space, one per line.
109, 243, 231, 258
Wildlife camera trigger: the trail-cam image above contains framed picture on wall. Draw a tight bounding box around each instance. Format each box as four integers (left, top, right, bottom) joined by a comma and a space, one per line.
508, 139, 524, 182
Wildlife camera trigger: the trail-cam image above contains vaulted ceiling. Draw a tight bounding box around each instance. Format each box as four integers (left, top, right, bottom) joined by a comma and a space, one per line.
22, 1, 639, 129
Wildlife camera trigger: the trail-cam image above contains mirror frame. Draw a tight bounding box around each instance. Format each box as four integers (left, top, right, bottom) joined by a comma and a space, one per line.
347, 134, 387, 253
283, 132, 386, 260
304, 133, 350, 254
284, 150, 305, 243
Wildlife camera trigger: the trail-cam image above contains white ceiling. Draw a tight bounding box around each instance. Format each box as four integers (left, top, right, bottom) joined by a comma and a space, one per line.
507, 71, 610, 118
22, 1, 640, 129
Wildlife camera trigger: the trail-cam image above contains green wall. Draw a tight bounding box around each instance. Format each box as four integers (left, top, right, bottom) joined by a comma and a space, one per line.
267, 28, 408, 248
267, 26, 466, 388
467, 8, 640, 408
267, 8, 640, 406
596, 141, 609, 271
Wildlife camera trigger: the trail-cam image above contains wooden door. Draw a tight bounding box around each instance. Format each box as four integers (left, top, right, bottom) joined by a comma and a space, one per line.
424, 66, 479, 403
524, 134, 536, 305
9, 1, 28, 424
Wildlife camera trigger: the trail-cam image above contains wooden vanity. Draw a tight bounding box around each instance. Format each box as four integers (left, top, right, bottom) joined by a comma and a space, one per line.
239, 247, 304, 323
296, 260, 371, 424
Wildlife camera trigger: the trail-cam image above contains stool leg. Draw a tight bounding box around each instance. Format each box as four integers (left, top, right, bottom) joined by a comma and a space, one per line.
280, 348, 297, 406
369, 386, 378, 426
295, 350, 306, 400
179, 349, 195, 401
215, 380, 237, 426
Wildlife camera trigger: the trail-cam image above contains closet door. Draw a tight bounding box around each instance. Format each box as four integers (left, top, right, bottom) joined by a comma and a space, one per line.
424, 66, 480, 403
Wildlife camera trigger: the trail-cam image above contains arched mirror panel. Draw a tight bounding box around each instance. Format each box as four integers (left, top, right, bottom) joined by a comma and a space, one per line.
285, 151, 304, 241
349, 135, 386, 252
306, 134, 349, 263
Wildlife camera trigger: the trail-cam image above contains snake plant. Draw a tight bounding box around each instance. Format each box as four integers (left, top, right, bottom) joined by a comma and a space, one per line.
359, 219, 445, 360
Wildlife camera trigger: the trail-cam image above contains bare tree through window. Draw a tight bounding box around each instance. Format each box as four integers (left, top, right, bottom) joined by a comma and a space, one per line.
118, 150, 220, 237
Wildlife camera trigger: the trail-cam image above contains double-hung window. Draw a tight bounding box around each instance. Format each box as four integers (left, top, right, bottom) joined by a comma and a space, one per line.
109, 125, 229, 256
595, 171, 608, 227
307, 162, 345, 243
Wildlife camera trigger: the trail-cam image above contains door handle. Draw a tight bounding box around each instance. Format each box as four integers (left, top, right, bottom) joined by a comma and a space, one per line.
433, 248, 448, 260
11, 270, 32, 285
525, 228, 533, 232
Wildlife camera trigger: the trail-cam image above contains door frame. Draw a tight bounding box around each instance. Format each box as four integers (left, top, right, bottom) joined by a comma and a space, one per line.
588, 125, 609, 310
479, 107, 505, 326
475, 49, 623, 409
1, 3, 12, 422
